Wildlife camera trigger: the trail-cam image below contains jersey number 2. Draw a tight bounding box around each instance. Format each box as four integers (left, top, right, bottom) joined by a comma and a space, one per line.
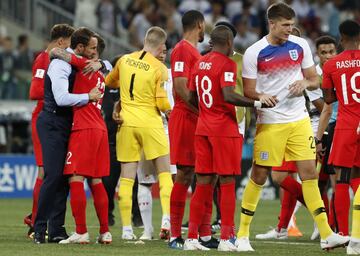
195, 75, 213, 108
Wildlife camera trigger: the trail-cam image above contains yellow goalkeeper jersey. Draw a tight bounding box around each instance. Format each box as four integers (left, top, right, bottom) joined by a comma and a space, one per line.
105, 50, 168, 128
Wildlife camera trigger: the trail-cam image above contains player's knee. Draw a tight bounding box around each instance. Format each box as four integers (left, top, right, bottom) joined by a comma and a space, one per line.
271, 172, 284, 185
175, 167, 194, 186
219, 175, 234, 184
250, 167, 268, 186
336, 168, 351, 184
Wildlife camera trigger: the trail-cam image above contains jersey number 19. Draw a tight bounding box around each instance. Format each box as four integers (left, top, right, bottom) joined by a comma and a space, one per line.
341, 72, 360, 104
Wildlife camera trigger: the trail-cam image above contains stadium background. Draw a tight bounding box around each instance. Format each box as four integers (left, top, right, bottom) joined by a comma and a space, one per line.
0, 0, 359, 198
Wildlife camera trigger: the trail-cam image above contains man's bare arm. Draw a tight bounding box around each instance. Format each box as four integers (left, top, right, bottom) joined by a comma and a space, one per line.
173, 77, 198, 113
322, 88, 337, 104
243, 77, 278, 107
49, 47, 71, 63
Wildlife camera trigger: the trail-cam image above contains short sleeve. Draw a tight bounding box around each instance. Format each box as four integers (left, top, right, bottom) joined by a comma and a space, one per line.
300, 39, 314, 69
188, 68, 197, 92
242, 47, 258, 79
171, 45, 192, 79
155, 65, 168, 98
321, 62, 334, 89
29, 54, 48, 100
220, 59, 237, 88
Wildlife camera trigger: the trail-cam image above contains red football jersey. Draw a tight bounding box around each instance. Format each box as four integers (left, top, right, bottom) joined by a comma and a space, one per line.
322, 50, 360, 129
171, 39, 201, 112
29, 51, 50, 114
70, 55, 106, 131
190, 51, 240, 137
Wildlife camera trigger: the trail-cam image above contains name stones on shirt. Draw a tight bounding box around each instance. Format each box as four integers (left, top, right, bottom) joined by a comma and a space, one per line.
199, 62, 212, 70
125, 58, 150, 71
336, 60, 360, 69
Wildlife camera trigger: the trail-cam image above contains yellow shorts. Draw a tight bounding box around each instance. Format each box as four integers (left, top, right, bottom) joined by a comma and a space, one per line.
116, 126, 169, 162
253, 117, 316, 167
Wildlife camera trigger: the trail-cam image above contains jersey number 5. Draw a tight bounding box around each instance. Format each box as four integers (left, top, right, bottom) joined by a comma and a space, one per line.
195, 75, 213, 108
341, 72, 360, 104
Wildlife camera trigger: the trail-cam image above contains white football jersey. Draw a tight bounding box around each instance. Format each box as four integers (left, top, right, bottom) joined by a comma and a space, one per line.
243, 35, 314, 124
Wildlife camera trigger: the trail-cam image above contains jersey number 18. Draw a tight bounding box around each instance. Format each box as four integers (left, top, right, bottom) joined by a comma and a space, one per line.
195, 75, 213, 108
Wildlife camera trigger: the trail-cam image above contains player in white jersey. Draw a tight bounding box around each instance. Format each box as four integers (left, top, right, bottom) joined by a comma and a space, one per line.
235, 3, 348, 252
136, 68, 177, 240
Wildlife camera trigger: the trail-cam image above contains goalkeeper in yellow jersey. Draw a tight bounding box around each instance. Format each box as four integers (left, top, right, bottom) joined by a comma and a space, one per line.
105, 26, 173, 240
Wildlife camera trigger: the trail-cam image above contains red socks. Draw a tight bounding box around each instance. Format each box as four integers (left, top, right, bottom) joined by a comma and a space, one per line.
31, 178, 43, 225
280, 176, 305, 205
334, 183, 350, 235
220, 181, 235, 240
70, 181, 87, 234
322, 191, 329, 216
188, 183, 213, 239
328, 192, 335, 229
199, 186, 213, 238
170, 182, 188, 238
91, 183, 109, 234
277, 189, 297, 230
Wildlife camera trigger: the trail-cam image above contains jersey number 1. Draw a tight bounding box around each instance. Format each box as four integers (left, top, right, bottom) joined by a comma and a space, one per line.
195, 75, 213, 108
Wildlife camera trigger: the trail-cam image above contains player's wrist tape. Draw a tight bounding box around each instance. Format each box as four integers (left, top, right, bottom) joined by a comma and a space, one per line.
254, 101, 262, 108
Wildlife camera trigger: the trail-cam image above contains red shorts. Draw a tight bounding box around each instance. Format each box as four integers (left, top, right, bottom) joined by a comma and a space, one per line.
328, 129, 360, 168
195, 135, 242, 175
31, 110, 43, 166
272, 160, 297, 173
168, 108, 197, 166
64, 129, 110, 178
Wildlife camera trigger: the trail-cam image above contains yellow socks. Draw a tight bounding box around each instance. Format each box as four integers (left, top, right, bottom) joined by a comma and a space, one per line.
118, 177, 135, 227
302, 179, 332, 239
237, 178, 262, 238
158, 172, 173, 216
351, 188, 360, 239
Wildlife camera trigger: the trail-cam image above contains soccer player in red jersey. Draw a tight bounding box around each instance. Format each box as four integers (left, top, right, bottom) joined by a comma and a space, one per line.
321, 20, 360, 253
50, 35, 112, 244
183, 25, 269, 251
168, 10, 212, 248
25, 24, 74, 238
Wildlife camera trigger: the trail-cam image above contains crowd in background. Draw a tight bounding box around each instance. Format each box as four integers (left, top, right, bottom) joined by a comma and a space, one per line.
1, 0, 360, 153
1, 0, 360, 100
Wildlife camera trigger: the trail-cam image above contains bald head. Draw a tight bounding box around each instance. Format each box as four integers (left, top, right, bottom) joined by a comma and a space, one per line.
210, 25, 234, 47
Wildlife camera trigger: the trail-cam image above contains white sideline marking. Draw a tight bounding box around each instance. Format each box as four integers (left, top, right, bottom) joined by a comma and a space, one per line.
253, 240, 315, 246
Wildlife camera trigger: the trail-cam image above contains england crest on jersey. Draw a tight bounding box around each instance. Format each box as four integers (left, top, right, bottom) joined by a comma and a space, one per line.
289, 49, 298, 61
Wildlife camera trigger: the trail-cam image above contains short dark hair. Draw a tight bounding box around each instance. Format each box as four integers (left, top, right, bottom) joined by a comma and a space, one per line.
18, 34, 28, 46
315, 35, 337, 49
339, 20, 360, 38
70, 27, 95, 49
182, 10, 204, 32
50, 24, 75, 41
94, 34, 106, 56
210, 25, 233, 46
267, 2, 295, 21
215, 21, 237, 38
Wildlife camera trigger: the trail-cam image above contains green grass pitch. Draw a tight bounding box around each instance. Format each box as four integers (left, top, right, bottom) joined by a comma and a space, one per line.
0, 198, 349, 255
